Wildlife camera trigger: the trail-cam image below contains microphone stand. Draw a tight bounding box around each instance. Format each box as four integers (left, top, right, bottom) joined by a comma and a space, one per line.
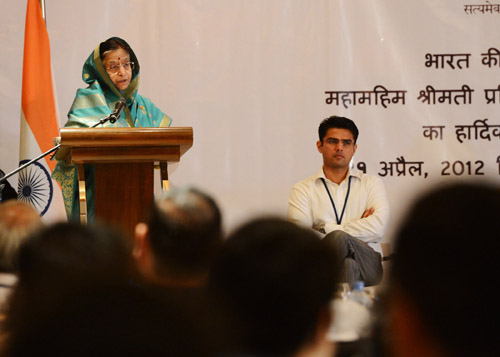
0, 114, 118, 186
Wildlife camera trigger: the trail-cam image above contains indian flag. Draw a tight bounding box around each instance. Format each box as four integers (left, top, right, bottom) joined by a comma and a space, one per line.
18, 0, 65, 222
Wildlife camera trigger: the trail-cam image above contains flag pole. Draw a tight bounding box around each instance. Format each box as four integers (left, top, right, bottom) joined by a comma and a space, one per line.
40, 0, 46, 22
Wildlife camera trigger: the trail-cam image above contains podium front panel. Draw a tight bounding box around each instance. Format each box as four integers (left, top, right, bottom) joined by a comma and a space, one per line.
95, 162, 154, 237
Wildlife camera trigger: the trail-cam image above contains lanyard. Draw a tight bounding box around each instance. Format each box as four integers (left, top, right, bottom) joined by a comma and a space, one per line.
320, 176, 352, 225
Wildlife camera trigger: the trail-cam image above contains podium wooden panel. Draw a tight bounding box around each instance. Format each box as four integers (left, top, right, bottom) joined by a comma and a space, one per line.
55, 127, 193, 237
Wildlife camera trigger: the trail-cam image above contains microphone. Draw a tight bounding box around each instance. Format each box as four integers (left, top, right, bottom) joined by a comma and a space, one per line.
108, 98, 127, 124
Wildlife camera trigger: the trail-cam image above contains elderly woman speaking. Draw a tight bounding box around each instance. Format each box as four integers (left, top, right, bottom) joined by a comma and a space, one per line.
53, 37, 173, 221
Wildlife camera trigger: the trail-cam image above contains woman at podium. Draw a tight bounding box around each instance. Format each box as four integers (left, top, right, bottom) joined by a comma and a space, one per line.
52, 37, 173, 221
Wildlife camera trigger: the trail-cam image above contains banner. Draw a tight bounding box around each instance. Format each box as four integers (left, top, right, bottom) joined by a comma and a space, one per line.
2, 0, 499, 236
18, 0, 65, 222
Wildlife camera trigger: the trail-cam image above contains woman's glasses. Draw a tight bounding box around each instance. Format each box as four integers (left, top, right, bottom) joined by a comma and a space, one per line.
106, 61, 134, 74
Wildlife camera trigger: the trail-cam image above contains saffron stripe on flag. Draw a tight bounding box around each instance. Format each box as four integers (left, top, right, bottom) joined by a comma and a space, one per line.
19, 0, 66, 221
21, 0, 58, 171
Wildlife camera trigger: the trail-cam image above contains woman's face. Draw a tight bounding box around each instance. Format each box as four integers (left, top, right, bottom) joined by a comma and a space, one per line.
102, 47, 132, 91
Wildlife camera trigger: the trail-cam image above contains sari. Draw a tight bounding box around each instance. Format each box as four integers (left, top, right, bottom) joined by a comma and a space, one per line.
52, 37, 172, 221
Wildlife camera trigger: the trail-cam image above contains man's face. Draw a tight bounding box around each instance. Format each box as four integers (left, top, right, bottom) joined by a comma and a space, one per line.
317, 128, 357, 170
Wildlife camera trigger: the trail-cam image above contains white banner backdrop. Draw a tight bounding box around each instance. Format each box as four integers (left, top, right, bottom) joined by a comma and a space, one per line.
1, 0, 499, 240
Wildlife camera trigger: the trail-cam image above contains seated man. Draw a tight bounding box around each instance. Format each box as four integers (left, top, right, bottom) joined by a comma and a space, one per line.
385, 182, 500, 357
287, 116, 389, 286
208, 217, 340, 356
133, 187, 222, 288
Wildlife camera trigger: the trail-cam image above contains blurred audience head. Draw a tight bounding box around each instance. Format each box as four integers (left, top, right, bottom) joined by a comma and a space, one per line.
134, 186, 222, 287
1, 221, 221, 356
386, 182, 500, 357
208, 217, 340, 356
15, 221, 133, 288
2, 222, 134, 334
0, 200, 42, 273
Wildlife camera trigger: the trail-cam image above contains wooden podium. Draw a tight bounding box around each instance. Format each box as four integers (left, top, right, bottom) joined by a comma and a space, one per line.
54, 127, 193, 237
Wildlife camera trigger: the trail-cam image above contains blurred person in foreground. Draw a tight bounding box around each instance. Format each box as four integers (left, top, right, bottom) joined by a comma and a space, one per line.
0, 201, 42, 310
208, 217, 340, 356
1, 222, 216, 356
2, 283, 212, 356
385, 182, 500, 357
133, 187, 222, 289
132, 187, 227, 354
1, 222, 133, 334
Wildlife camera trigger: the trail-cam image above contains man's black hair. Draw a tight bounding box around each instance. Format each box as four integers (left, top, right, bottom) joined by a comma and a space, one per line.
318, 115, 359, 143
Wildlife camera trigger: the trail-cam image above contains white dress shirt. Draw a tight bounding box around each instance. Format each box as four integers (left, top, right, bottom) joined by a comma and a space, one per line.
287, 168, 390, 254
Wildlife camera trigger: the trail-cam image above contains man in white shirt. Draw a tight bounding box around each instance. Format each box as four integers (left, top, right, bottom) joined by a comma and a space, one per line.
287, 116, 389, 286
